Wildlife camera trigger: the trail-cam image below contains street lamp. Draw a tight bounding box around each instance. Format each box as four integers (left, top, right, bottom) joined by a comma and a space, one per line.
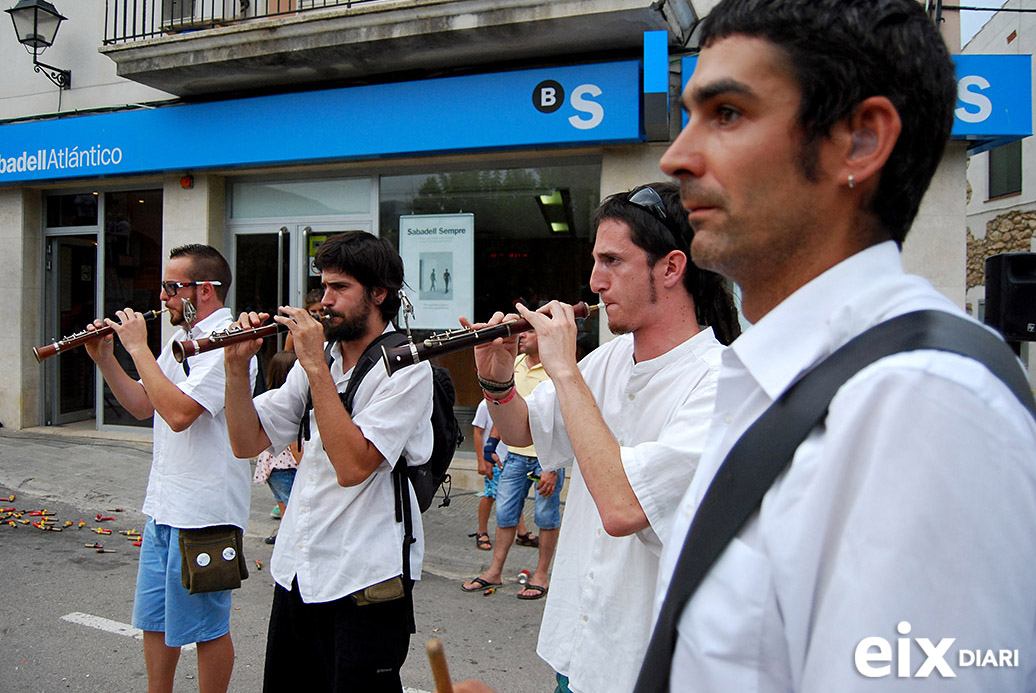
6, 0, 70, 89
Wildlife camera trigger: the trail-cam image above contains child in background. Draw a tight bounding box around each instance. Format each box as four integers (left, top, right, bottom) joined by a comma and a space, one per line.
470, 399, 536, 550
253, 350, 300, 544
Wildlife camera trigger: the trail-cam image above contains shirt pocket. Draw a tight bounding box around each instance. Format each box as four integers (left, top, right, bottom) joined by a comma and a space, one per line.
678, 536, 773, 692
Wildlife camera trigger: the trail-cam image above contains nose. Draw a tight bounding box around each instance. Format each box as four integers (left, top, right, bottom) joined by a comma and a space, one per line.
660, 120, 705, 180
589, 261, 606, 294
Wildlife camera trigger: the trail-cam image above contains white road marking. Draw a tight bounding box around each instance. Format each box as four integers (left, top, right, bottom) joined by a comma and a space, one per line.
62, 612, 433, 690
61, 612, 196, 651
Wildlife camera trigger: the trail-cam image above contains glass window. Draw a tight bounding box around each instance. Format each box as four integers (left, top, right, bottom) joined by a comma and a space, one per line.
231, 178, 372, 218
46, 193, 98, 227
379, 162, 602, 408
102, 190, 163, 428
989, 139, 1022, 199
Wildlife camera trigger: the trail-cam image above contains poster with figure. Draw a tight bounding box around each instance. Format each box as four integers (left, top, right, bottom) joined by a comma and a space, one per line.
399, 213, 474, 329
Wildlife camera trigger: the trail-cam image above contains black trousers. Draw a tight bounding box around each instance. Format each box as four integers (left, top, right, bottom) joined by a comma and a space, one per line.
263, 577, 415, 692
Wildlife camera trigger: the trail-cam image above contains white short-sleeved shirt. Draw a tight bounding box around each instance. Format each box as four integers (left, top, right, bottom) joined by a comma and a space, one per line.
530, 329, 724, 693
254, 333, 433, 603
143, 307, 256, 530
472, 399, 509, 461
658, 242, 1036, 691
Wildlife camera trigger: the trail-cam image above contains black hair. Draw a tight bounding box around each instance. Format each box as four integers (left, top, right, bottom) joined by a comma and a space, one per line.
593, 182, 741, 345
169, 244, 232, 302
698, 0, 957, 244
312, 231, 403, 322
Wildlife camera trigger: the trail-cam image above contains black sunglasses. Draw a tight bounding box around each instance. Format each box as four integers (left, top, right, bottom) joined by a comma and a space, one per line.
161, 280, 222, 297
627, 185, 669, 223
626, 186, 686, 248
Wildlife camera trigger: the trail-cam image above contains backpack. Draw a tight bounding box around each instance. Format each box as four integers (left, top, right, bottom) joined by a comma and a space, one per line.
336, 331, 463, 512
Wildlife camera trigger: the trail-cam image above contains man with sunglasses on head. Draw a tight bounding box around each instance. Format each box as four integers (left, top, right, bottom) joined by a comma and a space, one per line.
85, 244, 256, 693
461, 182, 740, 693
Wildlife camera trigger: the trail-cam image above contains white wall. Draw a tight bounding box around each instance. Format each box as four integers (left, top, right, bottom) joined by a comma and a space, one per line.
0, 187, 42, 429
0, 1, 174, 120
904, 142, 969, 307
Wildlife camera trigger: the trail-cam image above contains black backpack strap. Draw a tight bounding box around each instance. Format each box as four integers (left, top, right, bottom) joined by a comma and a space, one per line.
297, 341, 336, 449
634, 310, 1036, 692
394, 462, 416, 579
340, 331, 408, 414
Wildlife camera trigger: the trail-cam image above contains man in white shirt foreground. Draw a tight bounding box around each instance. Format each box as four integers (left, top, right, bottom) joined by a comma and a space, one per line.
453, 182, 741, 692
639, 0, 1036, 690
223, 231, 432, 692
85, 244, 255, 693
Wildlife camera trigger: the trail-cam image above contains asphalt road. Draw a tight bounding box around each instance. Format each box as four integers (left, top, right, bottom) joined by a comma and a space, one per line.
0, 428, 555, 692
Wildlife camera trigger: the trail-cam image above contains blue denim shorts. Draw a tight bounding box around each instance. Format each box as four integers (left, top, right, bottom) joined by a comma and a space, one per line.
495, 452, 564, 530
267, 467, 297, 505
132, 519, 232, 647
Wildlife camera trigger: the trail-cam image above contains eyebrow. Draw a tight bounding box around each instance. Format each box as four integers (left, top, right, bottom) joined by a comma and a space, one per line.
685, 78, 756, 109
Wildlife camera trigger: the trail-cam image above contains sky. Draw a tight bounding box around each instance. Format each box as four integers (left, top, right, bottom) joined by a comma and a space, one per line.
960, 1, 1006, 47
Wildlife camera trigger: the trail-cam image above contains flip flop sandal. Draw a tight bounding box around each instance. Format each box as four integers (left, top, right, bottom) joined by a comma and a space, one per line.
461, 576, 503, 593
468, 531, 492, 550
515, 531, 539, 548
517, 583, 548, 600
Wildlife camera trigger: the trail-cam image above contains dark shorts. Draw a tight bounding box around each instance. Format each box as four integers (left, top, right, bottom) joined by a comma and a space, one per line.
263, 577, 414, 693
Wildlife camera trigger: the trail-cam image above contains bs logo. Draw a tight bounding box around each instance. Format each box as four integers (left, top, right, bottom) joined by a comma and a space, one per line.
533, 79, 604, 131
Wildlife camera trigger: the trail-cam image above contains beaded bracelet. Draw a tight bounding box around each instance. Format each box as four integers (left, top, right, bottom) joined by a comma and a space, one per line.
485, 386, 517, 405
477, 373, 515, 393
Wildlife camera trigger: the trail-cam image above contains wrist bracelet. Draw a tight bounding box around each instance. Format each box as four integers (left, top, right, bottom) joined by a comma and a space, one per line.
477, 373, 515, 393
485, 386, 517, 405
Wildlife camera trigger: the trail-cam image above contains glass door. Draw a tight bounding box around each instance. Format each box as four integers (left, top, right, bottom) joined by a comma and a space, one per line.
43, 235, 98, 425
232, 223, 371, 382
234, 227, 291, 366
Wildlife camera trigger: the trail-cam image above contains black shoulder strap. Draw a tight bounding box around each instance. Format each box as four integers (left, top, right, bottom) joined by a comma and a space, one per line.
296, 341, 336, 449
341, 331, 408, 415
634, 310, 1036, 693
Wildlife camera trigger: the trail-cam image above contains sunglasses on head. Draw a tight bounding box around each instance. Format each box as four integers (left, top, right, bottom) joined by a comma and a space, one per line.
626, 186, 687, 248
627, 185, 669, 223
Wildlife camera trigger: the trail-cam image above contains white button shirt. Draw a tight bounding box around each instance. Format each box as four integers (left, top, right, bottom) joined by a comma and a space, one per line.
254, 336, 433, 603
530, 329, 724, 693
658, 242, 1036, 691
143, 307, 255, 530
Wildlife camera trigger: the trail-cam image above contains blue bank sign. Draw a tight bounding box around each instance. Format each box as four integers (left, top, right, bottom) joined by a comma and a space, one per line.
953, 54, 1032, 152
0, 60, 641, 184
680, 54, 1032, 152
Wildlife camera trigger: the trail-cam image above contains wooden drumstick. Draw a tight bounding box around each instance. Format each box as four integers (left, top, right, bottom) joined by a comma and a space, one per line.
426, 637, 453, 693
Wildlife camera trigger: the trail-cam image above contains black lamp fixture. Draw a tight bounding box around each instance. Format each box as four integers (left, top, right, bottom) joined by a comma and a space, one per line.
6, 0, 70, 89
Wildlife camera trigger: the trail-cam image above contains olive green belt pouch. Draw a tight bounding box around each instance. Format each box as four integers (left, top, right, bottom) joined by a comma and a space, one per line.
351, 575, 406, 606
178, 525, 248, 594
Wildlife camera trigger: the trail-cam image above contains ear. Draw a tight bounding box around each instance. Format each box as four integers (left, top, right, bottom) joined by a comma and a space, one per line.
370, 286, 388, 306
833, 95, 901, 190
659, 249, 688, 289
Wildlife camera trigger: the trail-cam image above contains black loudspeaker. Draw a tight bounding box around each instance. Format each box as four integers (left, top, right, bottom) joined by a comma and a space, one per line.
985, 252, 1036, 341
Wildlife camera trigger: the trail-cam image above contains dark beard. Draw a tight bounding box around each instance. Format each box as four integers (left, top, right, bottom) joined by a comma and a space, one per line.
323, 301, 372, 344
